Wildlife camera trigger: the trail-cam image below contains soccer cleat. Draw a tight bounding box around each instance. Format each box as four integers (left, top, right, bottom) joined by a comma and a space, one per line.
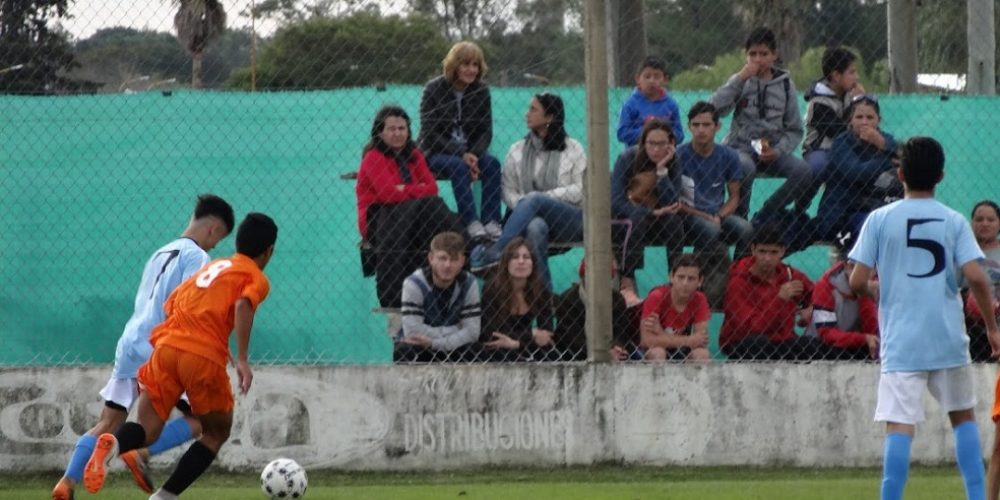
121, 449, 155, 493
83, 433, 118, 493
51, 478, 74, 500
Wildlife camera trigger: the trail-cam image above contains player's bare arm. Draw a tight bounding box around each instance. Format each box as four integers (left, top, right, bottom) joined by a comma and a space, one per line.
961, 260, 1000, 357
848, 262, 874, 298
234, 297, 255, 394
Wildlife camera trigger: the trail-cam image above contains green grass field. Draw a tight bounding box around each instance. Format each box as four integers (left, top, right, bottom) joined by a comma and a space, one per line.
4, 466, 972, 499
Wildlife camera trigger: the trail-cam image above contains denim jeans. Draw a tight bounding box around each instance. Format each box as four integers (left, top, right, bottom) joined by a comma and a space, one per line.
684, 214, 753, 257
487, 193, 583, 288
735, 150, 813, 217
800, 149, 830, 212
427, 153, 502, 226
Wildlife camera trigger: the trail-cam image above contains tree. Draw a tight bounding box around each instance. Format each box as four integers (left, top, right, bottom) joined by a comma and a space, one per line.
733, 0, 813, 64
406, 0, 509, 40
72, 27, 189, 91
173, 0, 227, 88
0, 0, 83, 93
227, 12, 448, 89
645, 0, 743, 78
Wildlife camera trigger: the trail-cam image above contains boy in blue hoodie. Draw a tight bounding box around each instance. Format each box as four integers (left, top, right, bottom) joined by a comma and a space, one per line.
616, 56, 684, 147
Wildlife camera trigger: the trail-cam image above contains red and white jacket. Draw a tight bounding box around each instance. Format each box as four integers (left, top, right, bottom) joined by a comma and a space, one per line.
811, 261, 878, 349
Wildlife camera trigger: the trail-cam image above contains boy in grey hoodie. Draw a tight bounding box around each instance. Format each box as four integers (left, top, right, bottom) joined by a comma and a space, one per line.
710, 27, 812, 217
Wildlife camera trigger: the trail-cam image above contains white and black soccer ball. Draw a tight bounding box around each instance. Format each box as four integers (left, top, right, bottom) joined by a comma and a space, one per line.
260, 458, 308, 499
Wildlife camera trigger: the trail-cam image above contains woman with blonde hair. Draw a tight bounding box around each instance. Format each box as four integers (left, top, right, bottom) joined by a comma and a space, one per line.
418, 41, 503, 242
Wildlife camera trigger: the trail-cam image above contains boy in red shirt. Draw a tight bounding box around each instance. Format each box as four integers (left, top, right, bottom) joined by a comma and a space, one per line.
721, 225, 821, 360
640, 254, 712, 362
84, 213, 278, 499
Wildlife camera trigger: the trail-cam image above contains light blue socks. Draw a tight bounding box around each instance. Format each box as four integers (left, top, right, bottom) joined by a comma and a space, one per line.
65, 434, 97, 482
954, 421, 985, 500
882, 432, 912, 500
148, 417, 194, 456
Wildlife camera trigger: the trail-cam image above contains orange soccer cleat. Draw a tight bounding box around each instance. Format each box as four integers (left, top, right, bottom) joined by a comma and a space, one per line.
83, 433, 118, 493
50, 477, 74, 500
120, 449, 155, 493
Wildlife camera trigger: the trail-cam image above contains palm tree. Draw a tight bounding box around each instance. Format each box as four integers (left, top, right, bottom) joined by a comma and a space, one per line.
173, 0, 226, 88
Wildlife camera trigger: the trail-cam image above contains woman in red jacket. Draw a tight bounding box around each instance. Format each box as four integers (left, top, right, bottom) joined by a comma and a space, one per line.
356, 105, 460, 307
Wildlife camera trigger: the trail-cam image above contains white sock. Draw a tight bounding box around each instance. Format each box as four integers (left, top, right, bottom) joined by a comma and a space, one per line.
149, 489, 179, 500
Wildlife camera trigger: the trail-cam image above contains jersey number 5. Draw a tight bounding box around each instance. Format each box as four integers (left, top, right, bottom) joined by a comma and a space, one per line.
906, 218, 945, 278
196, 260, 233, 288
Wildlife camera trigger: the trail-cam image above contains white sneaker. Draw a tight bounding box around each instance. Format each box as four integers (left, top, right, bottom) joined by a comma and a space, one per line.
467, 221, 487, 239
483, 221, 502, 240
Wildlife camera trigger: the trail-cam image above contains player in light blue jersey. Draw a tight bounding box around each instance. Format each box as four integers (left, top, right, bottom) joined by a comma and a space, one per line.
848, 137, 1000, 500
52, 194, 234, 500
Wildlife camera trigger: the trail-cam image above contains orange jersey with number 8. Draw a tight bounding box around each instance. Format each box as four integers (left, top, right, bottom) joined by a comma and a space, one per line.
150, 253, 270, 367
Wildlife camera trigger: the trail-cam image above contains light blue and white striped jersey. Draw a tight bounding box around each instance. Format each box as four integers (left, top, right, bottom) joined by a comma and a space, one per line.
111, 237, 209, 378
849, 198, 983, 372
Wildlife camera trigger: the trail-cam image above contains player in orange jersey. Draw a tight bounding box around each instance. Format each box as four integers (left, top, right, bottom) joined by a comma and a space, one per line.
83, 212, 277, 499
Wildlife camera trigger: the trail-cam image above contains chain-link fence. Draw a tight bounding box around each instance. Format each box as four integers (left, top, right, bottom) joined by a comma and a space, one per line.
3, 0, 1000, 366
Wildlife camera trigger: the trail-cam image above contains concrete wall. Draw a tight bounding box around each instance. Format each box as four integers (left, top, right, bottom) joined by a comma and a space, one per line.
1, 363, 996, 472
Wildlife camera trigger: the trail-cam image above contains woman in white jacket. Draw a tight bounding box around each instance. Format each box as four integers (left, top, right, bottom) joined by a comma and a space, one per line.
471, 92, 586, 288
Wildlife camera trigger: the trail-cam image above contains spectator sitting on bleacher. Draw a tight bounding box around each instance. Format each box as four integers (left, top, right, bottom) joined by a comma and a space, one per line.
610, 118, 686, 306
810, 237, 880, 360
677, 101, 751, 308
418, 41, 503, 241
811, 94, 899, 245
720, 225, 822, 360
395, 232, 481, 363
480, 237, 557, 362
709, 26, 812, 218
639, 254, 711, 363
801, 47, 865, 211
470, 93, 586, 289
356, 105, 462, 308
554, 256, 638, 362
615, 55, 684, 147
961, 200, 1000, 361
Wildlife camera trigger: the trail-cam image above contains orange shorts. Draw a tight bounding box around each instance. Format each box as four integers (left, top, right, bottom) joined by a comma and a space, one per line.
993, 374, 1000, 422
138, 344, 233, 420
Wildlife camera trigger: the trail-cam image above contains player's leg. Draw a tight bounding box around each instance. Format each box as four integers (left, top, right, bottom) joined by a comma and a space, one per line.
934, 366, 985, 500
151, 352, 234, 498
120, 401, 200, 494
987, 374, 1000, 500
875, 371, 926, 500
52, 378, 134, 499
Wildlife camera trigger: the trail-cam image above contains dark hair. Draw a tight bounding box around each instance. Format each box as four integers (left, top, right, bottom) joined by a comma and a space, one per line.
972, 200, 1000, 220
430, 231, 466, 256
534, 93, 568, 151
236, 212, 278, 258
822, 47, 857, 79
636, 55, 668, 76
845, 94, 880, 119
745, 27, 777, 52
750, 224, 785, 248
672, 254, 702, 276
687, 101, 719, 124
900, 136, 945, 191
194, 194, 235, 233
363, 105, 415, 158
484, 237, 550, 325
632, 118, 678, 178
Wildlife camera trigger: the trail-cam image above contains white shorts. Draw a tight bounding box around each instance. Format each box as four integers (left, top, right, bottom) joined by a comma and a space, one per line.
98, 377, 140, 410
98, 376, 190, 413
874, 365, 977, 425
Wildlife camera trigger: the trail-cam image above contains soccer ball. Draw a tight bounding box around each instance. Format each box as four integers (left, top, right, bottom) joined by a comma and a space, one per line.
260, 458, 308, 499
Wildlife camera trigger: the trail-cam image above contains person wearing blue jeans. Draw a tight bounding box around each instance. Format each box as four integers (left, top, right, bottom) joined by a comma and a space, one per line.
427, 152, 502, 234
418, 41, 504, 239
471, 93, 586, 290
